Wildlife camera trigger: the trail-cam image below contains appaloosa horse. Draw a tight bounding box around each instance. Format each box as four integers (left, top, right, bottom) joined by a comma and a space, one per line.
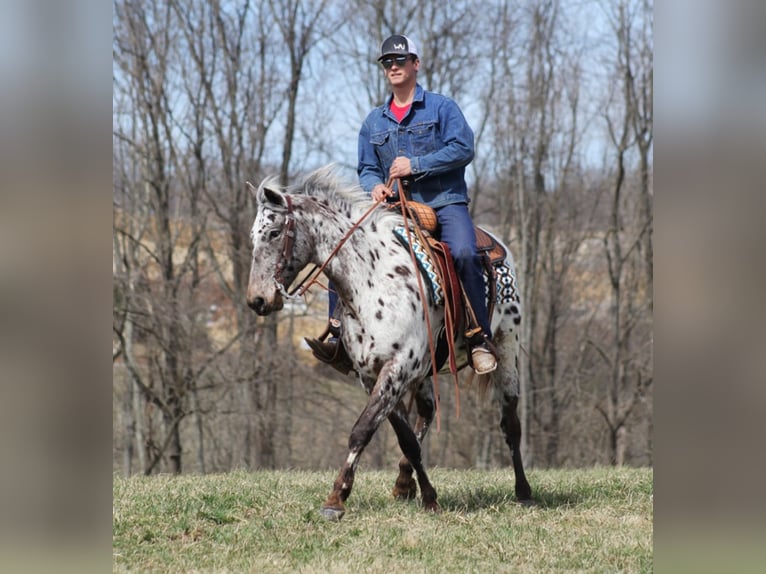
247, 165, 532, 520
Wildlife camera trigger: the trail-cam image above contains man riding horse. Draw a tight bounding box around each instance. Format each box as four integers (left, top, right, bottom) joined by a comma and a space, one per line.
308, 34, 497, 375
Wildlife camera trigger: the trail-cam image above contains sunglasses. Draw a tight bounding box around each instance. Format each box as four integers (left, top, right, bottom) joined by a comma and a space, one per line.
380, 55, 413, 69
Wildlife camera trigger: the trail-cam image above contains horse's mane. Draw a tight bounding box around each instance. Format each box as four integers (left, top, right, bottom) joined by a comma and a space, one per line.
295, 164, 401, 225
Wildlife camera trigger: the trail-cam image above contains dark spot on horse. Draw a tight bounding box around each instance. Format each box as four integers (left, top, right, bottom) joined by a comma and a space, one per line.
371, 222, 377, 232
374, 249, 380, 261
513, 316, 521, 325
378, 298, 384, 307
392, 343, 400, 350
368, 280, 374, 288
387, 273, 395, 279
411, 302, 417, 312
394, 265, 411, 277
376, 310, 383, 320
511, 305, 518, 313
408, 349, 414, 359
267, 213, 276, 222
373, 357, 383, 371
504, 308, 511, 315
413, 358, 421, 369
357, 334, 363, 343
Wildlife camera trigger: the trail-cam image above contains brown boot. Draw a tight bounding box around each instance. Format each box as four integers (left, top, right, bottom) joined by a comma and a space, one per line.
470, 340, 497, 375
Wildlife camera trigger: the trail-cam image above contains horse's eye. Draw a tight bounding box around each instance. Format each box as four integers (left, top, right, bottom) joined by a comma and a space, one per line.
268, 228, 281, 240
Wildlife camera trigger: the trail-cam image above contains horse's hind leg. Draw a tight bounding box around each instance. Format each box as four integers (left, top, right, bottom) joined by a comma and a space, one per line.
390, 380, 435, 502
499, 392, 533, 501
491, 322, 532, 501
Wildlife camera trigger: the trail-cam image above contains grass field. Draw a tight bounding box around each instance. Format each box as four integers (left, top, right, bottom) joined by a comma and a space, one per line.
113, 466, 652, 573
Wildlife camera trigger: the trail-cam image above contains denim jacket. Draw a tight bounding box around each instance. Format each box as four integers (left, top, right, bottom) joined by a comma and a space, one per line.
357, 83, 474, 209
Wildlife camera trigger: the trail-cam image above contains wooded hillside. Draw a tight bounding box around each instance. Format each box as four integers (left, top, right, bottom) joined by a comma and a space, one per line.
113, 0, 652, 475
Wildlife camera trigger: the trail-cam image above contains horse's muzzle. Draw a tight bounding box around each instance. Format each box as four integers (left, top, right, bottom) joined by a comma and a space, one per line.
247, 296, 268, 315
246, 292, 284, 315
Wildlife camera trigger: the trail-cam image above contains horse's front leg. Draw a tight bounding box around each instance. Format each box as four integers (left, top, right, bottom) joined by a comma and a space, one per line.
388, 408, 438, 512
320, 361, 407, 521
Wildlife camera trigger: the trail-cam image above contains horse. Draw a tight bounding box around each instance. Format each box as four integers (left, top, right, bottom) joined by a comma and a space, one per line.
246, 165, 532, 520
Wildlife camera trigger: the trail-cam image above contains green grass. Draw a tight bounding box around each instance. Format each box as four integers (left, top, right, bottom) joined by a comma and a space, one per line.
113, 467, 652, 573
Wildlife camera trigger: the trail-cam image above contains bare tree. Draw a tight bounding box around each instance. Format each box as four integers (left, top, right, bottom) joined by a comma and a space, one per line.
113, 0, 188, 474
169, 0, 280, 469
594, 0, 653, 465
113, 0, 653, 474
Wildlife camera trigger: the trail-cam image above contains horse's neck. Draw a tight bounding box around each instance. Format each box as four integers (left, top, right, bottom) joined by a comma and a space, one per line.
301, 206, 394, 303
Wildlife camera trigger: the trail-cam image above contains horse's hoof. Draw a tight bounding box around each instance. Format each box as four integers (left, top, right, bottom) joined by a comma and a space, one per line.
320, 506, 345, 521
423, 500, 441, 513
392, 485, 418, 501
516, 497, 537, 507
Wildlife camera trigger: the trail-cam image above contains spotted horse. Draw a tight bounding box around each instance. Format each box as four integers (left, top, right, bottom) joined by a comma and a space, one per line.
246, 165, 532, 520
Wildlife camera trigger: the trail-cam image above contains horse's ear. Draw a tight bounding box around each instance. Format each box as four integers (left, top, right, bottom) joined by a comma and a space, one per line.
254, 178, 288, 212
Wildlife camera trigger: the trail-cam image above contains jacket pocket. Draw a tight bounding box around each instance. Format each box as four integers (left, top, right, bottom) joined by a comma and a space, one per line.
408, 121, 437, 156
370, 130, 394, 165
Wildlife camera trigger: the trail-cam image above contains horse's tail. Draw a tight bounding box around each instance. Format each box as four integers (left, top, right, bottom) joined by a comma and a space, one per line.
463, 370, 495, 402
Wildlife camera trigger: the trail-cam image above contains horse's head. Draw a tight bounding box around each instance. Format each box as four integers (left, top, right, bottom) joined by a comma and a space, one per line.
247, 165, 375, 315
246, 178, 307, 315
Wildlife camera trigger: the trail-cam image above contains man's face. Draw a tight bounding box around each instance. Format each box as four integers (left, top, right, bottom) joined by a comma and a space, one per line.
380, 55, 419, 87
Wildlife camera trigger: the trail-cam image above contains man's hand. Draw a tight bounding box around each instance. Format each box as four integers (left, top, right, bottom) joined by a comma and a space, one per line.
389, 156, 413, 178
371, 184, 394, 202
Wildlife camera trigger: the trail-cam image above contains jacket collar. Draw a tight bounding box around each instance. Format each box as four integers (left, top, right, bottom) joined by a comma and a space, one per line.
384, 83, 424, 109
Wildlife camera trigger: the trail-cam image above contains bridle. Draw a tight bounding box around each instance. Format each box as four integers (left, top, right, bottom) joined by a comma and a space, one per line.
272, 193, 385, 299
273, 194, 296, 294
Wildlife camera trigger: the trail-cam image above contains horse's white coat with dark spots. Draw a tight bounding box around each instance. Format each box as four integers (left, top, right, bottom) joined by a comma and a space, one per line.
247, 165, 531, 520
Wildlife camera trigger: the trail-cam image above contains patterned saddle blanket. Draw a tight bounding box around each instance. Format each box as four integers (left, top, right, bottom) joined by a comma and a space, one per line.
392, 225, 520, 309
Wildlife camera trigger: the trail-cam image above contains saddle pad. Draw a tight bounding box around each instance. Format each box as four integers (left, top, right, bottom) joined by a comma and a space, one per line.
393, 225, 444, 306
484, 259, 520, 305
394, 225, 520, 307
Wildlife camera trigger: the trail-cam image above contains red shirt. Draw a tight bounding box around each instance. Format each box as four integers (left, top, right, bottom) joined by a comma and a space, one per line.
390, 99, 411, 122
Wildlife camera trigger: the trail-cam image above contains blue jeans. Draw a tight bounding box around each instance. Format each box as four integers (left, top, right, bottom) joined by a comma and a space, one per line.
328, 285, 339, 319
327, 203, 491, 340
434, 203, 492, 339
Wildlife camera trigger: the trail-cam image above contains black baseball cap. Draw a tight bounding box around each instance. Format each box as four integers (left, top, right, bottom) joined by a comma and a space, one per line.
378, 34, 420, 61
